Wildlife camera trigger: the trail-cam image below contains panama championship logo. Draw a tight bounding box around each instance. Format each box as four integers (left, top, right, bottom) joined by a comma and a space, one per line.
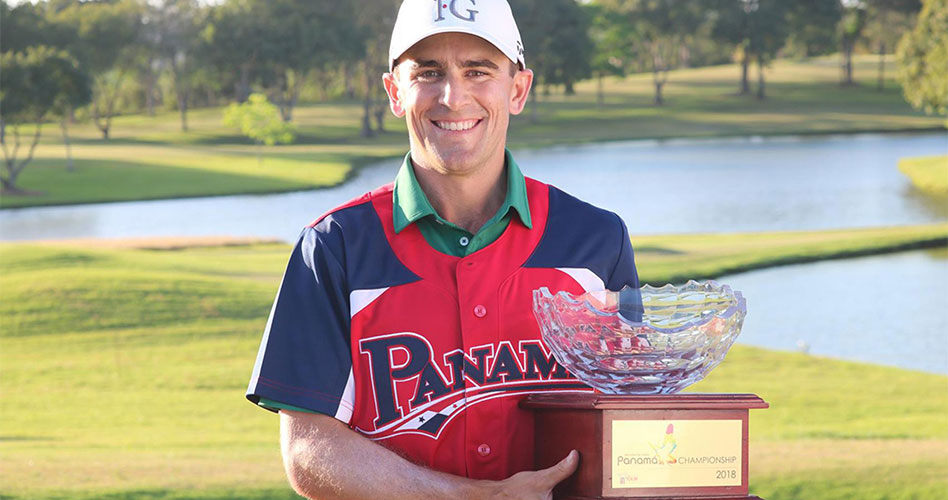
650, 423, 679, 465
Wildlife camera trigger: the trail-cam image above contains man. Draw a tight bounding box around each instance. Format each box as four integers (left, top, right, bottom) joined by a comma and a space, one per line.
246, 1, 638, 498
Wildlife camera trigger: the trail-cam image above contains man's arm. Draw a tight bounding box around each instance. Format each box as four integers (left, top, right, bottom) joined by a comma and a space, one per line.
281, 410, 578, 500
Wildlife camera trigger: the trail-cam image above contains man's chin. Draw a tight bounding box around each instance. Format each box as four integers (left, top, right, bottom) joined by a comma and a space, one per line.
420, 148, 480, 173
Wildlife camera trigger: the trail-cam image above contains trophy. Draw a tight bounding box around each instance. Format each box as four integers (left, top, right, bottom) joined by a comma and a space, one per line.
525, 281, 767, 500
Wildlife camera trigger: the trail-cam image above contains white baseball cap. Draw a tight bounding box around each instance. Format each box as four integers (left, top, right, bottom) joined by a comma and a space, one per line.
389, 0, 525, 71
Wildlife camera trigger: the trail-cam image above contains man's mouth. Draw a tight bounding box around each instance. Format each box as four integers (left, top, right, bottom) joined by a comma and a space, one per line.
432, 119, 482, 131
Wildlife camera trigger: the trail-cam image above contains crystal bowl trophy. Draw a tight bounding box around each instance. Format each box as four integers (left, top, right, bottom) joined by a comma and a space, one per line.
524, 281, 768, 500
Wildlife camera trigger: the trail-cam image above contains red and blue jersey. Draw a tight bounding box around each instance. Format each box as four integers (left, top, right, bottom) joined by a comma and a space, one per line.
247, 177, 638, 480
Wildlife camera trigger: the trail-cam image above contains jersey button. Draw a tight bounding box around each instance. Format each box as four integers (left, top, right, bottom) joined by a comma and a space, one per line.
477, 443, 491, 456
473, 305, 487, 318
459, 236, 470, 247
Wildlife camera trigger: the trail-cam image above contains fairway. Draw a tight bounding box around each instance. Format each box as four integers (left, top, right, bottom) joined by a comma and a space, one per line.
1, 224, 946, 500
2, 56, 943, 209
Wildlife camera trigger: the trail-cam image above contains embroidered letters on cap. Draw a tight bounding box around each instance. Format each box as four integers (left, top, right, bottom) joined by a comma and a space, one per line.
434, 0, 479, 23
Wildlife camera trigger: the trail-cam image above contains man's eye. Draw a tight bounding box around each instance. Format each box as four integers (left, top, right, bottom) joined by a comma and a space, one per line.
417, 71, 441, 79
468, 70, 487, 77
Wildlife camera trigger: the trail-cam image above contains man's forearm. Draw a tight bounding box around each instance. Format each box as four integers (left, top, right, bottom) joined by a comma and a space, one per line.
281, 410, 577, 500
280, 410, 490, 500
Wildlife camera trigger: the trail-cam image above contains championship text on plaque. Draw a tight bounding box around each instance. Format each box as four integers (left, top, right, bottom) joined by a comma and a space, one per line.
610, 419, 742, 489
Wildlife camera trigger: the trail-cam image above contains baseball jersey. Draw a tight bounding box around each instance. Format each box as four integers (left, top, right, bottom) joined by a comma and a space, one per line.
247, 177, 638, 480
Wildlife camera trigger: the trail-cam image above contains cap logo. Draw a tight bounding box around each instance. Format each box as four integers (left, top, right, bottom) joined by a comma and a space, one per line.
434, 0, 478, 23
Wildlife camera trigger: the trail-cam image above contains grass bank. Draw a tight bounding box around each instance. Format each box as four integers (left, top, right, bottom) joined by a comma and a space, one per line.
634, 223, 948, 284
1, 56, 943, 209
899, 155, 948, 196
1, 224, 946, 499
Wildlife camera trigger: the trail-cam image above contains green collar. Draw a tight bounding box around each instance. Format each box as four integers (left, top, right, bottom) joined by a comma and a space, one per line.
393, 149, 532, 234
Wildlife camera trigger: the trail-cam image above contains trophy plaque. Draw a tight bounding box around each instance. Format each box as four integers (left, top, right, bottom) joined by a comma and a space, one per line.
527, 281, 768, 500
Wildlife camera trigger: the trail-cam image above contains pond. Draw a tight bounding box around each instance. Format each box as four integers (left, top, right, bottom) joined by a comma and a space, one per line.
720, 249, 948, 375
1, 132, 945, 375
1, 132, 945, 242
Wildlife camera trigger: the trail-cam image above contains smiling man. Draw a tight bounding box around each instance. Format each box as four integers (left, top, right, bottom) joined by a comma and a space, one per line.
246, 1, 639, 499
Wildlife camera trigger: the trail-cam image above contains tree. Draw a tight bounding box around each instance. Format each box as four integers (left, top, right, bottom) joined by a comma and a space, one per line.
601, 0, 704, 105
222, 93, 296, 166
1, 47, 89, 191
351, 0, 397, 138
136, 1, 164, 116
3, 0, 92, 168
514, 0, 593, 97
202, 0, 266, 103
510, 0, 552, 120
153, 0, 206, 132
587, 2, 637, 107
838, 1, 868, 86
1, 1, 82, 58
709, 0, 791, 99
1, 1, 51, 53
51, 57, 93, 173
864, 0, 921, 90
53, 0, 143, 139
745, 0, 790, 99
709, 0, 753, 94
783, 0, 843, 58
896, 0, 947, 115
259, 0, 363, 123
551, 0, 595, 95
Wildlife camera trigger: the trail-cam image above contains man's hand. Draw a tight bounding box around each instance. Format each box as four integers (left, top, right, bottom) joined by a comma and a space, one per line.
488, 450, 579, 500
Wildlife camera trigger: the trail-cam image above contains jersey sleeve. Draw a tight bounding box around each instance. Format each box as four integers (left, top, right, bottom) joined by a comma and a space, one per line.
606, 215, 639, 292
246, 225, 355, 423
608, 217, 643, 322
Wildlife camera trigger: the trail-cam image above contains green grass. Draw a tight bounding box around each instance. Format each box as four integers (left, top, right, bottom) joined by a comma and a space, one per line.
633, 223, 948, 284
1, 224, 946, 499
0, 143, 387, 207
692, 350, 948, 499
751, 457, 948, 500
507, 55, 945, 147
899, 155, 948, 196
2, 56, 943, 208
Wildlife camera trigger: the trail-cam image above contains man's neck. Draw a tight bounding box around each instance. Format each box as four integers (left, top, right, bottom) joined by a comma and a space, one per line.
411, 152, 508, 234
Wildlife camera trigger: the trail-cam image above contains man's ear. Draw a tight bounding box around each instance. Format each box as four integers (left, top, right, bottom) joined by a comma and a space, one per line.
382, 72, 406, 118
508, 68, 534, 116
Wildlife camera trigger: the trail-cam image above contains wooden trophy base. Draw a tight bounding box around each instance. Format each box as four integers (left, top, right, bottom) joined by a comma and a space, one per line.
522, 393, 768, 500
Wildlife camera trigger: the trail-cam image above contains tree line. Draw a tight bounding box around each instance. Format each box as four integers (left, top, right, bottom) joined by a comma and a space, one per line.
2, 0, 944, 192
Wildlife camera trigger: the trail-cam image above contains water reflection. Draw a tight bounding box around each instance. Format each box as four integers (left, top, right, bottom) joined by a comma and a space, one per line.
0, 160, 401, 242
515, 132, 948, 235
722, 249, 948, 374
902, 186, 948, 220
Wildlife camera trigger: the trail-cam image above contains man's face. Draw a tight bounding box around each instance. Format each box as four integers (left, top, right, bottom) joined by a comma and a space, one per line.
383, 33, 533, 177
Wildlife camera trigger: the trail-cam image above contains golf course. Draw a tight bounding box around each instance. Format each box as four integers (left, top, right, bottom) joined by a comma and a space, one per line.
2, 56, 946, 500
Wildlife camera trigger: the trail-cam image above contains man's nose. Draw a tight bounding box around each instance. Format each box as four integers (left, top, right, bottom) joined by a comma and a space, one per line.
438, 73, 470, 110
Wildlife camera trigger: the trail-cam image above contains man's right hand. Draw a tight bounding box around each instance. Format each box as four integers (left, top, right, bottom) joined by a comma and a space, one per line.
488, 449, 579, 500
